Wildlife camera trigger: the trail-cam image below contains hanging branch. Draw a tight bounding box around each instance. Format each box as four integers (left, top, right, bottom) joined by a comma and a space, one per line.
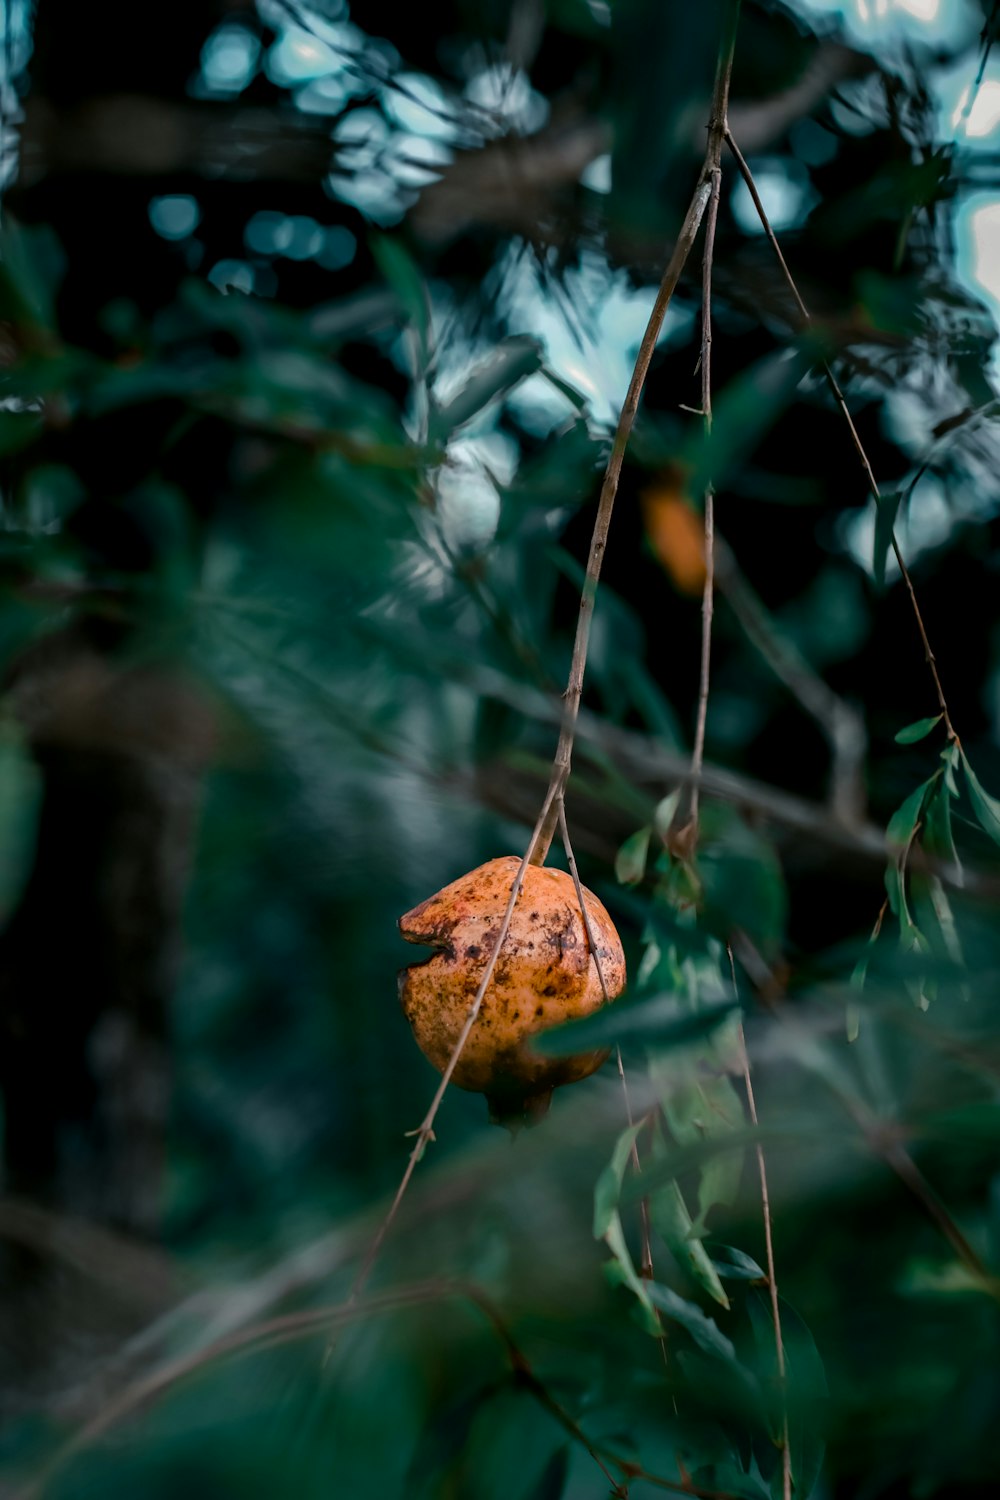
723, 128, 957, 742
345, 0, 745, 1311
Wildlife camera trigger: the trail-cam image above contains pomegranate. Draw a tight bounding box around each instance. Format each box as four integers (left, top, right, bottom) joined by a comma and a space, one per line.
398, 856, 626, 1123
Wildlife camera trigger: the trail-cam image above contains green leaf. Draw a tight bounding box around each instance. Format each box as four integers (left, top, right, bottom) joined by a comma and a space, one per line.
663, 1074, 746, 1231
523, 1445, 569, 1500
873, 489, 902, 590
961, 752, 1000, 849
535, 992, 738, 1056
645, 1281, 736, 1361
593, 1122, 643, 1239
749, 1292, 827, 1500
603, 1214, 659, 1328
685, 349, 809, 497
647, 1173, 730, 1309
615, 824, 651, 886
884, 775, 937, 921
370, 233, 429, 359
895, 714, 943, 744
710, 1245, 766, 1282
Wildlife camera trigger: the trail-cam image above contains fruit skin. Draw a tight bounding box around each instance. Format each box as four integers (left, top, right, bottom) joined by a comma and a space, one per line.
398, 856, 626, 1124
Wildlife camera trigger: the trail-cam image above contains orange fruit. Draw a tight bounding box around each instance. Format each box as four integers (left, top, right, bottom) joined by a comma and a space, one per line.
399, 856, 626, 1124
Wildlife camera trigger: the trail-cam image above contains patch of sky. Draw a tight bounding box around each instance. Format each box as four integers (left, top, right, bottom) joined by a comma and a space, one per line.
839, 471, 998, 581
731, 159, 818, 235
498, 248, 693, 431
464, 64, 549, 134
790, 0, 978, 51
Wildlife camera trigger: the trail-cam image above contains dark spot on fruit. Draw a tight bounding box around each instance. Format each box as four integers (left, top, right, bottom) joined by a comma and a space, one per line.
543, 984, 556, 996
466, 944, 481, 959
530, 911, 539, 921
535, 1005, 544, 1016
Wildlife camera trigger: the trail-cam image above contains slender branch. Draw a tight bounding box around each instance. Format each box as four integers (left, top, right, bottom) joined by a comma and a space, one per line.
526, 173, 714, 866
686, 165, 722, 843
724, 128, 957, 742
729, 953, 791, 1500
347, 0, 746, 1313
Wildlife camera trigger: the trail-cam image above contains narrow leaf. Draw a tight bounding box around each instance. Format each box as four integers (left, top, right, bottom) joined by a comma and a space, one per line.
895, 714, 942, 744
961, 752, 1000, 849
645, 1281, 736, 1361
615, 824, 651, 886
648, 1175, 731, 1309
593, 1123, 643, 1239
535, 992, 738, 1057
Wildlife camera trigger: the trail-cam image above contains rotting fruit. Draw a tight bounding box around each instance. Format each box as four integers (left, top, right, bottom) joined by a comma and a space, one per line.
398, 855, 626, 1126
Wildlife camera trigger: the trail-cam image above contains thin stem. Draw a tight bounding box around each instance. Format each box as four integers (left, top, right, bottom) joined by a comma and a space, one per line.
687, 165, 722, 839
724, 127, 957, 743
729, 951, 791, 1500
526, 175, 714, 866
348, 0, 745, 1321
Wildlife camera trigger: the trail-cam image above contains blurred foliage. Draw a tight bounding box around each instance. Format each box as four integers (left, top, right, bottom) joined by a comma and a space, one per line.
3, 1, 1000, 1498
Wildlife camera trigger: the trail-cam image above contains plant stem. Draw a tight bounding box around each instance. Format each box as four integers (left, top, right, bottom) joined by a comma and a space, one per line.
723, 127, 957, 742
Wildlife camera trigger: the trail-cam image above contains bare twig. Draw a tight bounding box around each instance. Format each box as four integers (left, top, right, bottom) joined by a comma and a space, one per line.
687, 166, 722, 841
729, 952, 791, 1500
346, 0, 746, 1311
724, 128, 957, 743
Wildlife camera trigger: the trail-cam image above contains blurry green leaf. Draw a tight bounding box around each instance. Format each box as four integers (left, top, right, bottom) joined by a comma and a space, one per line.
604, 1213, 659, 1328
961, 752, 1000, 849
698, 811, 787, 959
535, 992, 738, 1055
688, 1466, 769, 1500
0, 408, 43, 456
0, 219, 65, 329
371, 233, 429, 359
749, 1292, 827, 1500
522, 1446, 569, 1500
0, 731, 41, 920
663, 1073, 746, 1231
872, 490, 902, 591
615, 824, 651, 886
895, 714, 942, 744
711, 1245, 766, 1282
593, 1122, 643, 1238
647, 1172, 731, 1308
646, 1280, 736, 1361
685, 350, 809, 497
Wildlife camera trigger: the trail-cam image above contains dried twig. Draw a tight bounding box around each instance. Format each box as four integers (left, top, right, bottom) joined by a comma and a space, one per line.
348, 0, 745, 1309
724, 128, 957, 743
729, 951, 791, 1500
